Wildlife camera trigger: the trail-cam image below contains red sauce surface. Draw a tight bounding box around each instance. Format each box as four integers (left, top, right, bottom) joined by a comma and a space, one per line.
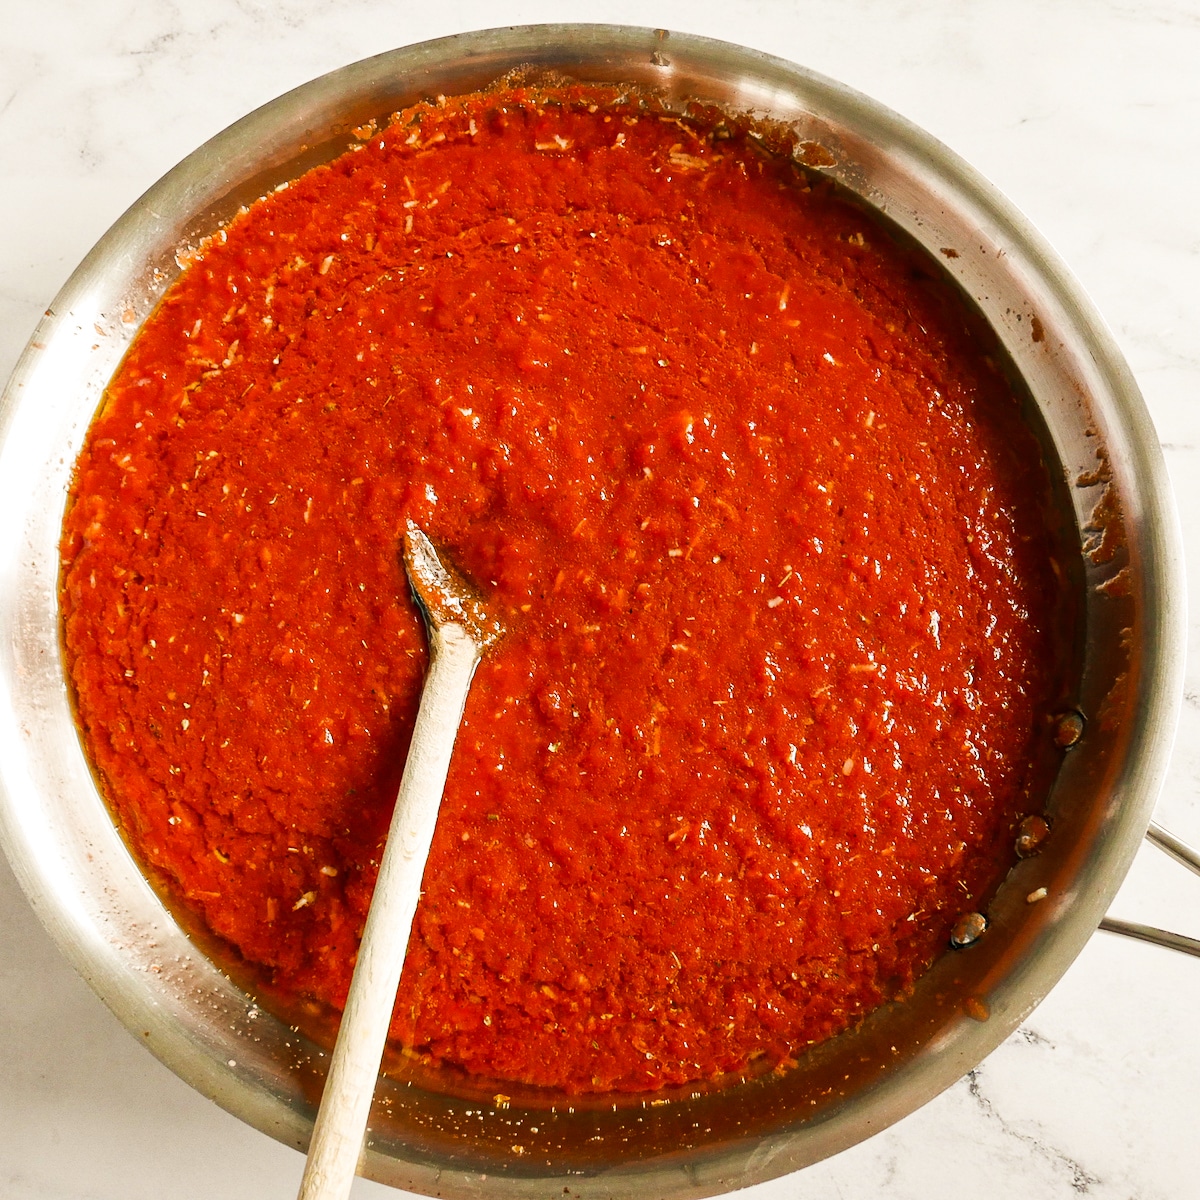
61, 87, 1070, 1093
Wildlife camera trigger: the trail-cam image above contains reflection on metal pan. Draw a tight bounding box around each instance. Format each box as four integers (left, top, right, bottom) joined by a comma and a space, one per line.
0, 24, 1184, 1199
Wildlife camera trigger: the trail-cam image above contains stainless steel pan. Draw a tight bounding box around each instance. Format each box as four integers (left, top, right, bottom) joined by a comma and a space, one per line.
0, 25, 1186, 1199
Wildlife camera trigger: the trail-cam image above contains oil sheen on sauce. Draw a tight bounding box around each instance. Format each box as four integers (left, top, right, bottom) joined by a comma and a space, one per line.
60, 85, 1072, 1093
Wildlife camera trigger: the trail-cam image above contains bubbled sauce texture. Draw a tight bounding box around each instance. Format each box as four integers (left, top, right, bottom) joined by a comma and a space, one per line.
61, 87, 1068, 1092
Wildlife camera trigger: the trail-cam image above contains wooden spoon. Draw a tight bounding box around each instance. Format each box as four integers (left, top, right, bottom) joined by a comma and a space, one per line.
298, 522, 501, 1200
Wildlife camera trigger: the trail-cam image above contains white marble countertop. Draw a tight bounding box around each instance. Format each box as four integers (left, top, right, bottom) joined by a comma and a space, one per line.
3, 2, 1199, 1197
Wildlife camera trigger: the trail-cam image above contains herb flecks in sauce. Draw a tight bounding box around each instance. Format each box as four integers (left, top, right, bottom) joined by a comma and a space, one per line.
61, 86, 1070, 1093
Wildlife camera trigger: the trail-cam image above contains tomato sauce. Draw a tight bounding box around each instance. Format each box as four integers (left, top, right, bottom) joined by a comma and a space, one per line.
60, 86, 1072, 1093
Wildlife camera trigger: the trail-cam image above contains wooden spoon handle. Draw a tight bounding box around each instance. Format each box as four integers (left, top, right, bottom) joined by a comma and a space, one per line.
298, 622, 482, 1200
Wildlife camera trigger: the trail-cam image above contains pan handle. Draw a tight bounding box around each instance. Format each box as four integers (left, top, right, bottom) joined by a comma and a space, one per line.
1098, 822, 1200, 958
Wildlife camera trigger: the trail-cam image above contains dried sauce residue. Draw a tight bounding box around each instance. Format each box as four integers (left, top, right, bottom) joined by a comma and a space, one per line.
61, 85, 1075, 1093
